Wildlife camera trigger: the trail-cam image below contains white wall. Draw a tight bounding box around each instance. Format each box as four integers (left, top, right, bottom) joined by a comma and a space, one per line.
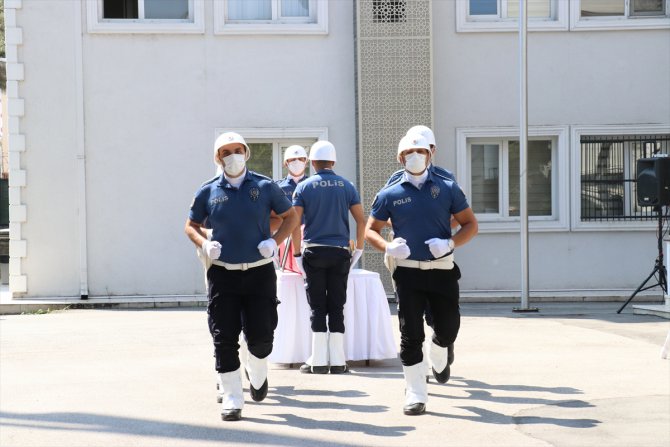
18, 1, 356, 297
432, 1, 670, 292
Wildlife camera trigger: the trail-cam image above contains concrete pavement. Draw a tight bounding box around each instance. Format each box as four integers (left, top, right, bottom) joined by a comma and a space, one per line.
1, 303, 669, 447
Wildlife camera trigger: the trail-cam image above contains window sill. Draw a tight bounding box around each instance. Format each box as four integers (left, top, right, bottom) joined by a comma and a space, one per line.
457, 20, 569, 33
569, 17, 670, 31
214, 23, 328, 35
475, 218, 569, 233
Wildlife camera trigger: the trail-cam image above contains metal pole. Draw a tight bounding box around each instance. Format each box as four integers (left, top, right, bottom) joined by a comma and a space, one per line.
514, 0, 537, 313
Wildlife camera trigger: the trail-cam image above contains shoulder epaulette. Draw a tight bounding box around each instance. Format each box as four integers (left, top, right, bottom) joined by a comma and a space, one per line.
199, 175, 220, 188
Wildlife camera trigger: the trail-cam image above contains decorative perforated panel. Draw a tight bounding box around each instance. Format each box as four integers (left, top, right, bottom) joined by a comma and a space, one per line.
356, 0, 432, 293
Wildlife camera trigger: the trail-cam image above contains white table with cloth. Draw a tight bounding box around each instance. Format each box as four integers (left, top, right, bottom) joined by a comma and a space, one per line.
269, 269, 398, 364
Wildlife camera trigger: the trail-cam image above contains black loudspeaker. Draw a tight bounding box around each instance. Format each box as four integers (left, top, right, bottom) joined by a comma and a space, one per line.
637, 157, 670, 207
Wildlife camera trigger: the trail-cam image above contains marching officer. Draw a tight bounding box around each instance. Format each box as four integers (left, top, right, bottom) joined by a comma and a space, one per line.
293, 140, 366, 374
384, 125, 459, 375
185, 131, 298, 421
277, 145, 309, 200
365, 133, 478, 415
274, 145, 309, 258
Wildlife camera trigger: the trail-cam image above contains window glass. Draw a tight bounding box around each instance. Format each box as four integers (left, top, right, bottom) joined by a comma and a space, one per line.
470, 0, 498, 15
282, 0, 309, 17
581, 0, 625, 17
631, 0, 665, 15
247, 143, 274, 178
471, 144, 500, 214
508, 140, 552, 217
470, 0, 498, 16
145, 0, 189, 19
228, 0, 272, 20
580, 135, 670, 221
103, 0, 138, 19
507, 0, 552, 18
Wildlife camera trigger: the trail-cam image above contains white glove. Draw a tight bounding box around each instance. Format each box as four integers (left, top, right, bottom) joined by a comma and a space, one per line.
201, 240, 222, 260
350, 248, 363, 271
424, 238, 454, 259
295, 255, 306, 277
385, 237, 411, 260
257, 238, 278, 258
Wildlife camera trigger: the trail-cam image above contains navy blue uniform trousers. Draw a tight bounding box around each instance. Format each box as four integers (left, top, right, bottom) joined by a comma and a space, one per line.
303, 246, 351, 333
207, 262, 279, 373
394, 264, 461, 366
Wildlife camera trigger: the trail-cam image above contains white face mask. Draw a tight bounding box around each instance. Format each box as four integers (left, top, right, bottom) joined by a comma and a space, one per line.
287, 160, 306, 176
222, 153, 246, 177
404, 152, 428, 175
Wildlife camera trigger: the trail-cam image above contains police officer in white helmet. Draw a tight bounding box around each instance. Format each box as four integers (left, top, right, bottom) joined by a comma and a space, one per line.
365, 133, 478, 415
185, 132, 298, 421
292, 140, 366, 374
384, 125, 459, 379
272, 146, 309, 255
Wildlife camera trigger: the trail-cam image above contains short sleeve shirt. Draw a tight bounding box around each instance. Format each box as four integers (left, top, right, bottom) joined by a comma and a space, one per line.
189, 171, 292, 264
293, 170, 361, 247
371, 171, 469, 261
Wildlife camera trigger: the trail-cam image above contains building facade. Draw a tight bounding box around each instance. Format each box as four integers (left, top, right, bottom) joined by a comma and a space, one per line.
4, 0, 670, 299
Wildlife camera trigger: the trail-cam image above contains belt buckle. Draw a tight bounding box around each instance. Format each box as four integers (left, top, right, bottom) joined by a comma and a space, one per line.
241, 263, 249, 271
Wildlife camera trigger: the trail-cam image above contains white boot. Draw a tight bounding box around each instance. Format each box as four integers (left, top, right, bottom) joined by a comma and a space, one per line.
429, 342, 450, 384
328, 332, 348, 374
246, 352, 268, 402
423, 339, 431, 382
216, 372, 224, 403
219, 368, 244, 421
403, 362, 428, 415
300, 332, 329, 374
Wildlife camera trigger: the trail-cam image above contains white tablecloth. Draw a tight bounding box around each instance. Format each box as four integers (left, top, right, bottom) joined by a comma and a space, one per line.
269, 269, 398, 364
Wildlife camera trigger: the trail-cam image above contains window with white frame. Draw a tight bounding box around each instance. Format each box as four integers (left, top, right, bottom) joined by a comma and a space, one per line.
457, 126, 569, 232
570, 0, 670, 30
457, 0, 569, 31
469, 138, 555, 218
214, 0, 328, 34
87, 0, 204, 33
579, 133, 670, 222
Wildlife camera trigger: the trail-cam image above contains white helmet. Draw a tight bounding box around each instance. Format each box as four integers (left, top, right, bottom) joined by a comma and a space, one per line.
213, 132, 250, 166
309, 140, 337, 162
407, 125, 435, 147
283, 145, 308, 162
397, 133, 430, 162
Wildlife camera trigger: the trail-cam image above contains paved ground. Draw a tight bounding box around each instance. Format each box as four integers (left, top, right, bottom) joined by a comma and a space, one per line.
1, 302, 669, 447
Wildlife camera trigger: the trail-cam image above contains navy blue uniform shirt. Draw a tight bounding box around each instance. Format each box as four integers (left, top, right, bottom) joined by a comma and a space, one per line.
293, 170, 361, 247
189, 171, 292, 264
276, 175, 307, 224
385, 164, 455, 186
371, 171, 469, 261
276, 175, 306, 200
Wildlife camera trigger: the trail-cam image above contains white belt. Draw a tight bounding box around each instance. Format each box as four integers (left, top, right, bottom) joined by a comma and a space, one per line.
303, 242, 349, 250
211, 257, 274, 271
395, 255, 454, 271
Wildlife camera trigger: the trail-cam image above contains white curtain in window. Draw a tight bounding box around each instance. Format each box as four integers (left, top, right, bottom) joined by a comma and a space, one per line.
228, 0, 272, 20
282, 0, 309, 17
507, 0, 552, 18
145, 0, 189, 19
581, 0, 624, 17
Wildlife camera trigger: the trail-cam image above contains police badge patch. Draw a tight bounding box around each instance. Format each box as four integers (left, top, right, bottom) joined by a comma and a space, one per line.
431, 185, 440, 199
249, 187, 260, 202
